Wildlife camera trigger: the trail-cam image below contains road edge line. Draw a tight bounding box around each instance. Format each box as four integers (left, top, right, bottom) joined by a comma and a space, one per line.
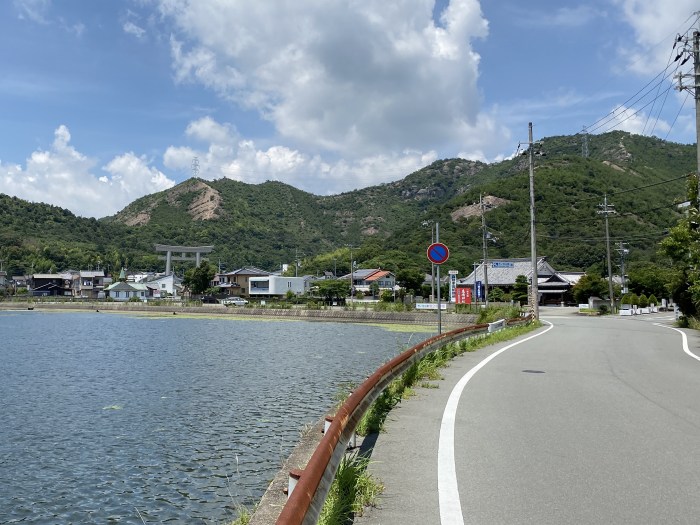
438, 320, 554, 525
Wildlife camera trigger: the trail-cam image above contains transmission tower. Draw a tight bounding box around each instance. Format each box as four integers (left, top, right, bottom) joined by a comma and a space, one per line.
192, 156, 200, 178
581, 127, 589, 158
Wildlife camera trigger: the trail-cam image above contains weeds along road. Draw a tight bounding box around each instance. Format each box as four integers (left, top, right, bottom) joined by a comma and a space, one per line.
357, 308, 700, 525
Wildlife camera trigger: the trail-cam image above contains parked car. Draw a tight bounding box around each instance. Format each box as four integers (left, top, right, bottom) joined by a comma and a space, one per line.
222, 297, 248, 306
200, 295, 219, 304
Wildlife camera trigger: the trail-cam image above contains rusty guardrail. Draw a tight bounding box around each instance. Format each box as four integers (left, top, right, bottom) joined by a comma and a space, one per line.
276, 315, 532, 524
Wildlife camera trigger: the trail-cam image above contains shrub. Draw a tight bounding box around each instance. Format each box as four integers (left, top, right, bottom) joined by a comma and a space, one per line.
639, 294, 649, 308
598, 304, 609, 315
648, 294, 658, 306
477, 305, 521, 323
380, 290, 393, 302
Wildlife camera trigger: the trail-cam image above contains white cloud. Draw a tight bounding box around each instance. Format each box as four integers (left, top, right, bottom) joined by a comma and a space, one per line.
163, 116, 439, 193
123, 21, 146, 39
0, 125, 175, 218
158, 0, 500, 160
614, 0, 700, 74
601, 104, 671, 136
13, 0, 51, 24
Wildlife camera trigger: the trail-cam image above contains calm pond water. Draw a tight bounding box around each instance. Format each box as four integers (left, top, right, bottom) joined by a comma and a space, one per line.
0, 310, 431, 524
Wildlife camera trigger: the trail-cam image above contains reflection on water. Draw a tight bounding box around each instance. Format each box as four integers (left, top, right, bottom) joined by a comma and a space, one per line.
0, 311, 429, 523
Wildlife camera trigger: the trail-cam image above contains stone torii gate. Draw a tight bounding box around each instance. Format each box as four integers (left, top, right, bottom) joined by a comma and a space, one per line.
155, 244, 214, 275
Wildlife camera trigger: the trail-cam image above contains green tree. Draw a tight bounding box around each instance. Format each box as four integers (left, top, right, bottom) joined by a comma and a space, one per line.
571, 274, 609, 304
512, 275, 529, 305
659, 175, 700, 316
317, 279, 350, 303
395, 268, 425, 294
627, 262, 670, 298
184, 261, 216, 295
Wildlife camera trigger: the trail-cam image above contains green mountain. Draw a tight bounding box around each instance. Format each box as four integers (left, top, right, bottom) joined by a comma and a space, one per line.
0, 131, 693, 278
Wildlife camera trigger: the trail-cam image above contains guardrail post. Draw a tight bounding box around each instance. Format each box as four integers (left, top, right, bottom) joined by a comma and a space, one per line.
287, 468, 303, 498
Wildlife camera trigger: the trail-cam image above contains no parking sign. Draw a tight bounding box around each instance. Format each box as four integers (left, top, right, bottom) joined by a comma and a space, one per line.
427, 242, 449, 265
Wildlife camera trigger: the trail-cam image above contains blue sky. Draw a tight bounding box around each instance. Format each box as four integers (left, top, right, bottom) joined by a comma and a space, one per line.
1, 0, 698, 218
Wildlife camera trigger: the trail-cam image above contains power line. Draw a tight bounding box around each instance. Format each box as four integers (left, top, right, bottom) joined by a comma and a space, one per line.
580, 14, 700, 139
535, 174, 688, 214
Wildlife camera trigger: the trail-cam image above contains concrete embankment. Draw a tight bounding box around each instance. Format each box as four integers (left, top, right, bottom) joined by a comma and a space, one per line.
0, 301, 479, 327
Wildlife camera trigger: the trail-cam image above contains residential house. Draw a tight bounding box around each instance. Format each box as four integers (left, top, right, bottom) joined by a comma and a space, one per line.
104, 281, 155, 302
78, 270, 108, 299
249, 275, 310, 298
340, 268, 397, 296
214, 267, 271, 297
30, 273, 74, 297
140, 273, 183, 298
12, 275, 29, 291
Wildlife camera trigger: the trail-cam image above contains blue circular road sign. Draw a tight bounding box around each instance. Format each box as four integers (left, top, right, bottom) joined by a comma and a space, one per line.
427, 242, 449, 265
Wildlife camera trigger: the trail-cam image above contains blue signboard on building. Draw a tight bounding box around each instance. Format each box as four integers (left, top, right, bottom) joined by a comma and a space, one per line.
491, 261, 514, 268
476, 280, 482, 299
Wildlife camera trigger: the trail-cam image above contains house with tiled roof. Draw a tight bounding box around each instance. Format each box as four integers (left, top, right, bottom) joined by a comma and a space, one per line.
30, 273, 74, 297
458, 257, 582, 305
339, 268, 396, 295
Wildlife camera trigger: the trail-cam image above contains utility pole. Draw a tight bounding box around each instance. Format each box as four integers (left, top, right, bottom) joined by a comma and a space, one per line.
674, 28, 700, 204
480, 193, 489, 307
294, 248, 304, 277
695, 30, 700, 202
598, 194, 616, 312
346, 244, 355, 302
528, 122, 539, 320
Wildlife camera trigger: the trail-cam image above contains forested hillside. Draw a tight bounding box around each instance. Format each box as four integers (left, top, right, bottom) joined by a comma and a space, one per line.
0, 131, 693, 280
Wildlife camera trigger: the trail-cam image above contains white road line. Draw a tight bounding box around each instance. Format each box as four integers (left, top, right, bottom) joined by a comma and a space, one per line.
654, 323, 700, 362
438, 321, 554, 525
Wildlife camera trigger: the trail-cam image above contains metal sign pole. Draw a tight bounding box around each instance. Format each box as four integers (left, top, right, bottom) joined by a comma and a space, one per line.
436, 222, 441, 334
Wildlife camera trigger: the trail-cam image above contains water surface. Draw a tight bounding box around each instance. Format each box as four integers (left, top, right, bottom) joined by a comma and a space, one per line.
0, 311, 430, 523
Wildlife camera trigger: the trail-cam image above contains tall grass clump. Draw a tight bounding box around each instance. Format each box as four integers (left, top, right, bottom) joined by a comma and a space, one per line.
318, 453, 383, 525
477, 305, 522, 323
228, 506, 252, 525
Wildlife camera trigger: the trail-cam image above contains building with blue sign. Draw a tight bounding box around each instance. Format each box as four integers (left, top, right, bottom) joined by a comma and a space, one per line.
458, 257, 584, 305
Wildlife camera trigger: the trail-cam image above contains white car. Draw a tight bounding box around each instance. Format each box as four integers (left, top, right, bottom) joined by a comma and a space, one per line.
222, 297, 248, 306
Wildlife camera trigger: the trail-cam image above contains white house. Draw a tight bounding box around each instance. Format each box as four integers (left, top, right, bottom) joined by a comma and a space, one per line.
104, 281, 154, 302
141, 273, 183, 298
249, 275, 308, 298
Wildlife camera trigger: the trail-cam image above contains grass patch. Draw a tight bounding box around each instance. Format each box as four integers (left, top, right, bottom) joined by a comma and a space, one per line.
477, 305, 523, 323
318, 453, 383, 525
227, 506, 252, 525
356, 321, 541, 436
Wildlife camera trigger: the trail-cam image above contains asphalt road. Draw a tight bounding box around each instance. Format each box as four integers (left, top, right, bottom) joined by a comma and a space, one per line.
356, 308, 700, 524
